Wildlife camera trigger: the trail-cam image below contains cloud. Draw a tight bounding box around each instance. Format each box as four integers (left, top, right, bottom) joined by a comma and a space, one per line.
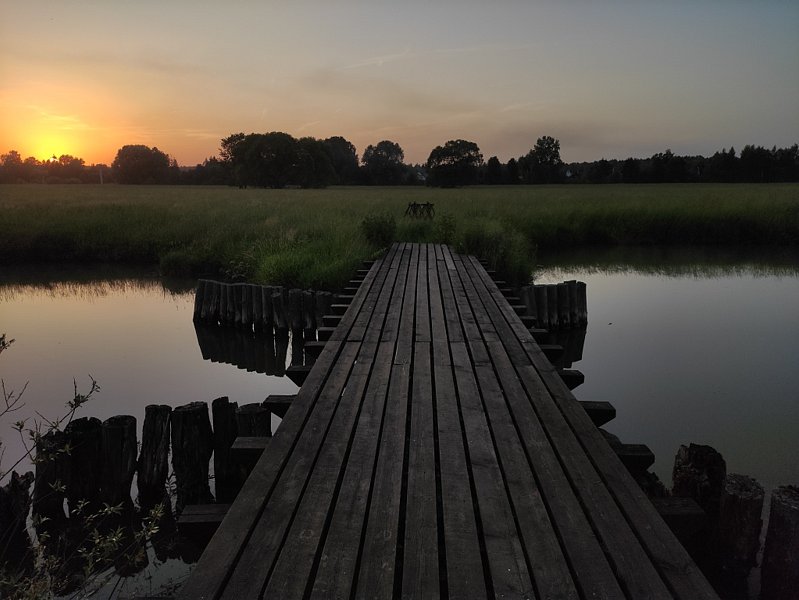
339, 48, 413, 70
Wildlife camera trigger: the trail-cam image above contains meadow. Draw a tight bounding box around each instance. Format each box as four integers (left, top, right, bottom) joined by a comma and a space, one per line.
2, 183, 798, 288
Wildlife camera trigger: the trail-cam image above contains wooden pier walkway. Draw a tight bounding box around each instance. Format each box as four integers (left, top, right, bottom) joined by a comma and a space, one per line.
177, 243, 717, 600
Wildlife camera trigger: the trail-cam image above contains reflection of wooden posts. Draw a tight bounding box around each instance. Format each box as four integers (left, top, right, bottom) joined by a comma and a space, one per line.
212, 397, 239, 503
65, 417, 103, 514
33, 430, 69, 524
291, 330, 305, 366
137, 405, 172, 511
100, 415, 137, 509
264, 331, 277, 376
672, 443, 727, 521
171, 402, 214, 512
236, 403, 271, 437
274, 331, 289, 376
272, 290, 287, 333
716, 474, 764, 578
762, 485, 799, 600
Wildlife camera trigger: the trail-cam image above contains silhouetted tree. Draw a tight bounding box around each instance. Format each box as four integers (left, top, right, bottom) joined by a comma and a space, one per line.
484, 156, 502, 184
322, 136, 360, 184
621, 158, 641, 183
519, 135, 563, 183
504, 157, 520, 184
297, 137, 336, 188
112, 145, 174, 184
425, 139, 483, 187
362, 140, 405, 185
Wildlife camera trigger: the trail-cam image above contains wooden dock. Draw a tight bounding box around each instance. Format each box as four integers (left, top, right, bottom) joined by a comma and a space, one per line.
177, 243, 718, 599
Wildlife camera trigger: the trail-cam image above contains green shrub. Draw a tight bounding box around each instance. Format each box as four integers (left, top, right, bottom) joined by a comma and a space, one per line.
360, 212, 396, 248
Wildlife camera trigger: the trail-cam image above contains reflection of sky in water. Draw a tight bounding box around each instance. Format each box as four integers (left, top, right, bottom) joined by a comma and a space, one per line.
0, 280, 297, 472
536, 267, 799, 494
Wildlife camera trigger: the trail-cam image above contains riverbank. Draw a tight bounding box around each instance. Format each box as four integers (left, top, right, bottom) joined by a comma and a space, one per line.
3, 183, 797, 287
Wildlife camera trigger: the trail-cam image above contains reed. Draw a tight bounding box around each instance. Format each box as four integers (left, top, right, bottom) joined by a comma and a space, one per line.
2, 183, 797, 287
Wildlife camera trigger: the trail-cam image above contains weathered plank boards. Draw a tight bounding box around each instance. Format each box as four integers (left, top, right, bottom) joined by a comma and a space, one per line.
177, 243, 717, 600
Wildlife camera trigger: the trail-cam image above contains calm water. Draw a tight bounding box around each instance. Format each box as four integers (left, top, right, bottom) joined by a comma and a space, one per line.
1, 251, 798, 597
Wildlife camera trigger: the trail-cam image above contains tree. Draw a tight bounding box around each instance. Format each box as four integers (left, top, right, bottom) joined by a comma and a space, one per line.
362, 140, 405, 185
425, 139, 483, 187
484, 156, 503, 185
297, 137, 336, 188
0, 151, 23, 183
519, 135, 563, 183
322, 136, 360, 184
112, 145, 173, 184
504, 158, 520, 184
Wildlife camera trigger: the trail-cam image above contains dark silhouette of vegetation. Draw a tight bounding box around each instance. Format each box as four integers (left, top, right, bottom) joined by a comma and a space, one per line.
426, 139, 483, 187
2, 133, 797, 186
361, 140, 407, 185
112, 145, 177, 185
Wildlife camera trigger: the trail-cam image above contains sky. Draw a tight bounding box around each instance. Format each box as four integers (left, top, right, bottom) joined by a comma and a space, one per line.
1, 1, 798, 166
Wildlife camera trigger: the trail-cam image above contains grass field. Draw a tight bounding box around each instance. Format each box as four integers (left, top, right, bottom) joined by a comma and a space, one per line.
2, 183, 798, 288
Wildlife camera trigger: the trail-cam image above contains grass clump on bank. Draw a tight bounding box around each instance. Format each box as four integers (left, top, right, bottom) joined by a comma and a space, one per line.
2, 183, 797, 288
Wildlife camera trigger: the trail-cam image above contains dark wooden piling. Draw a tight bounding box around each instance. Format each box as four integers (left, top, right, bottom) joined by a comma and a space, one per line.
672, 443, 727, 521
520, 285, 537, 324
0, 470, 35, 572
236, 403, 272, 437
212, 397, 239, 503
33, 429, 69, 524
274, 331, 289, 376
272, 290, 288, 332
761, 485, 799, 600
288, 288, 303, 331
576, 281, 588, 326
546, 285, 558, 330
556, 282, 571, 329
303, 290, 317, 337
567, 280, 579, 326
218, 282, 228, 325
100, 415, 137, 508
534, 285, 549, 329
224, 283, 236, 325
716, 473, 764, 577
233, 284, 243, 328
137, 404, 172, 511
251, 284, 264, 331
171, 402, 214, 512
64, 417, 103, 514
261, 286, 273, 331
241, 284, 253, 329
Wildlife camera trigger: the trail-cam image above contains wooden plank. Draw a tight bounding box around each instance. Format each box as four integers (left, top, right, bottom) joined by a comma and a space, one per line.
176, 245, 396, 600
464, 254, 717, 599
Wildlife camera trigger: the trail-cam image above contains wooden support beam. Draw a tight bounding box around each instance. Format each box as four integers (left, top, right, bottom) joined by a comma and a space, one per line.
579, 401, 616, 427
529, 327, 549, 342
316, 326, 336, 341
356, 269, 370, 277
348, 279, 363, 286
177, 503, 231, 543
335, 294, 355, 303
539, 344, 564, 363
559, 369, 584, 390
286, 364, 312, 387
262, 394, 296, 418
302, 340, 327, 358
520, 315, 537, 328
511, 304, 527, 316
343, 287, 359, 294
650, 497, 707, 545
615, 444, 655, 473
322, 315, 342, 328
330, 303, 349, 315
231, 436, 270, 456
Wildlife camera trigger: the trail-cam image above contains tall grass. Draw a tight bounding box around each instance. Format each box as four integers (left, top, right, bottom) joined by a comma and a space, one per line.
2, 183, 797, 287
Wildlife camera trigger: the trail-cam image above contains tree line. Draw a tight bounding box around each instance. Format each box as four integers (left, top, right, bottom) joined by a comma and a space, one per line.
2, 135, 797, 186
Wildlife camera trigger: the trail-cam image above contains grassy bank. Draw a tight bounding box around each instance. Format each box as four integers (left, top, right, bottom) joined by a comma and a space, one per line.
2, 183, 797, 287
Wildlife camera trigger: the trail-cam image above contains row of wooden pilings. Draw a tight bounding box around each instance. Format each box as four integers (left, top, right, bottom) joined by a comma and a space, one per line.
193, 280, 334, 333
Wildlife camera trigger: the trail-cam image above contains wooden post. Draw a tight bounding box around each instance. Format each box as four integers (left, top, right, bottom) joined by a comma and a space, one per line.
64, 416, 103, 514
236, 402, 272, 437
546, 285, 558, 331
240, 283, 253, 330
251, 284, 264, 331
533, 285, 548, 330
520, 285, 537, 324
672, 443, 727, 521
233, 283, 243, 328
193, 279, 207, 322
567, 280, 579, 327
291, 330, 305, 367
224, 283, 236, 325
263, 331, 277, 376
274, 331, 289, 376
33, 429, 69, 525
261, 286, 274, 331
200, 280, 214, 322
218, 282, 228, 326
171, 402, 214, 512
762, 485, 799, 600
556, 282, 571, 329
210, 282, 222, 324
212, 397, 239, 503
576, 281, 588, 327
288, 288, 303, 332
0, 470, 35, 573
272, 290, 287, 333
716, 473, 764, 578
100, 415, 137, 509
137, 404, 172, 511
303, 290, 316, 337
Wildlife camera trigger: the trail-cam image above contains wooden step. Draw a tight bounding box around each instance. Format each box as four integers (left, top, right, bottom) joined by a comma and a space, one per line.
356, 269, 370, 277
579, 401, 616, 426
559, 369, 584, 390
343, 287, 359, 294
231, 436, 270, 456
511, 304, 527, 316
317, 327, 336, 341
615, 444, 655, 473
529, 328, 549, 342
302, 340, 327, 358
286, 364, 312, 386
330, 303, 349, 315
322, 314, 342, 327
539, 344, 564, 363
650, 496, 707, 544
335, 294, 355, 303
520, 316, 537, 328
262, 394, 296, 418
177, 503, 231, 541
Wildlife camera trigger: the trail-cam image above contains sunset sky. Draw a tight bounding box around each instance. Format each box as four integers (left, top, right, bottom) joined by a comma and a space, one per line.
1, 1, 797, 166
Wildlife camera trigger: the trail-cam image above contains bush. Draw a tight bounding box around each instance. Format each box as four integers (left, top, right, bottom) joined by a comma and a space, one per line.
360, 212, 396, 248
